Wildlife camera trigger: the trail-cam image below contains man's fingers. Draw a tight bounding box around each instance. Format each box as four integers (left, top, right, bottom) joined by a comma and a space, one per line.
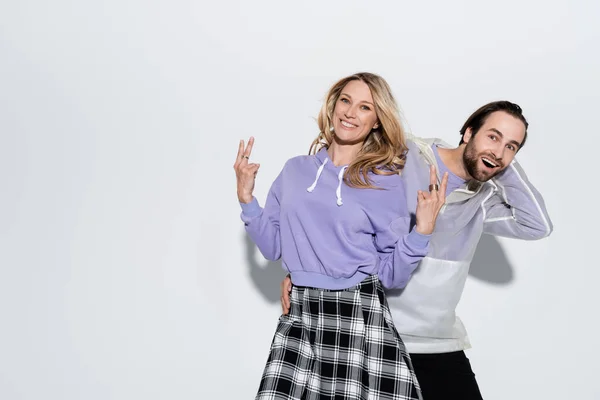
282, 286, 290, 304
281, 294, 290, 315
280, 276, 292, 315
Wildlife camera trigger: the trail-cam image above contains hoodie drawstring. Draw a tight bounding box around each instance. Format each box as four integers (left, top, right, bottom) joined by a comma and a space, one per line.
336, 166, 348, 206
306, 158, 328, 193
306, 158, 347, 206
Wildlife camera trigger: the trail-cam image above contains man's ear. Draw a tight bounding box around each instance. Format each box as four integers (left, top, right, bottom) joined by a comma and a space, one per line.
463, 127, 473, 144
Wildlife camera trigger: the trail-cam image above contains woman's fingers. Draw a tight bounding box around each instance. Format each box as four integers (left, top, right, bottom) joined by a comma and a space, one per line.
429, 165, 437, 186
438, 172, 449, 201
243, 136, 255, 159
234, 139, 244, 168
234, 137, 255, 169
248, 163, 260, 176
235, 139, 259, 203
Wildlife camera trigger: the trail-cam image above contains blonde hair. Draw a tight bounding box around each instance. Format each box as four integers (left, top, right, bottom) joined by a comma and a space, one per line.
309, 72, 408, 189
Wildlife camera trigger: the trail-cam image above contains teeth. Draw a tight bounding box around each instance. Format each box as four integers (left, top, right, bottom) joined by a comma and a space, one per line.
482, 157, 497, 167
341, 120, 357, 128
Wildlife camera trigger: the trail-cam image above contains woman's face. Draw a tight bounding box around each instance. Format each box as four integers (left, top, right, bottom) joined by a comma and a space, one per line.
331, 80, 379, 145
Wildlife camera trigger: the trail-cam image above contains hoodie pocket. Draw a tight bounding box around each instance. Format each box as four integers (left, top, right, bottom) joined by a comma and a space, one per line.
386, 257, 470, 338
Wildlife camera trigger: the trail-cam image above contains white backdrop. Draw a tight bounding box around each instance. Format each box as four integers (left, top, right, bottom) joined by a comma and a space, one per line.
1, 1, 599, 399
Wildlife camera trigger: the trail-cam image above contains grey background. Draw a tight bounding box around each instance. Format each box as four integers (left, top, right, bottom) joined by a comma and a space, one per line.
1, 1, 598, 399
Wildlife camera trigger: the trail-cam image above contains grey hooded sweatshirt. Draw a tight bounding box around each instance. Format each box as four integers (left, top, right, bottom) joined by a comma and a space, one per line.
388, 136, 553, 353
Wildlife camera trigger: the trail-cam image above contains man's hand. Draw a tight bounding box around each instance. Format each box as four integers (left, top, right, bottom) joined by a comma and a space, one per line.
280, 275, 292, 314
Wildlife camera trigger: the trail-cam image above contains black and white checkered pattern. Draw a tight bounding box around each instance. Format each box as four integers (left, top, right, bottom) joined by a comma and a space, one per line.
256, 275, 422, 400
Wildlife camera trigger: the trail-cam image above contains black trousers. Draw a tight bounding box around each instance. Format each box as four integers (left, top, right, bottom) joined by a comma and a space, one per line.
410, 351, 483, 400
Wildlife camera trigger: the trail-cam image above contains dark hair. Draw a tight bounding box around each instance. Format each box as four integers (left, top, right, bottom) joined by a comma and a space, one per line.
459, 101, 529, 150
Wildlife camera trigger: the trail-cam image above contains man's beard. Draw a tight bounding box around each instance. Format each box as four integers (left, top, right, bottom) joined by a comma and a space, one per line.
462, 140, 504, 182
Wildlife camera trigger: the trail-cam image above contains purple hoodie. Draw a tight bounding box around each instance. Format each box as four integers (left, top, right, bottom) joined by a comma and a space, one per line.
240, 148, 430, 290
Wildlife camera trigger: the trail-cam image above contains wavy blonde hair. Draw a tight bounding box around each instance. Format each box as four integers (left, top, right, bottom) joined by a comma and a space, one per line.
309, 72, 408, 189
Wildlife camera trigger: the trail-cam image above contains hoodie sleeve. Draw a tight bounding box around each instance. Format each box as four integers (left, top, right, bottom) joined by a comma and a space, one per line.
372, 182, 431, 289
240, 172, 283, 261
482, 160, 553, 240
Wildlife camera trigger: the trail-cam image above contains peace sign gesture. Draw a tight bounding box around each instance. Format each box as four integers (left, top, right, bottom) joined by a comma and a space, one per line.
234, 137, 261, 204
415, 165, 449, 235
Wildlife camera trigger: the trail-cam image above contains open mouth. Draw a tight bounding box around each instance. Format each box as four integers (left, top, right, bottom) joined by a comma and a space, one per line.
481, 157, 498, 169
340, 119, 358, 129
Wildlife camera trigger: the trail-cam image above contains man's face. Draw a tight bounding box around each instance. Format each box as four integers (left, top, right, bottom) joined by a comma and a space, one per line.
462, 111, 526, 182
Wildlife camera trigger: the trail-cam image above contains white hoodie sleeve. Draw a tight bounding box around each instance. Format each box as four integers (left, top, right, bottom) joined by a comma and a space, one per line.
482, 160, 553, 240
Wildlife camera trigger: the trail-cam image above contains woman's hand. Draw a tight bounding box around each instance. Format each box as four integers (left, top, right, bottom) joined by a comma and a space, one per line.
233, 137, 260, 203
415, 165, 448, 235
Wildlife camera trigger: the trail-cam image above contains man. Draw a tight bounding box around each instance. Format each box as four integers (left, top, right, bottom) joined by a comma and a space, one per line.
279, 101, 553, 399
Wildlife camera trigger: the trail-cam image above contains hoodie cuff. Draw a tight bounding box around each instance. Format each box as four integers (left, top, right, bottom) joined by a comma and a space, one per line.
406, 229, 431, 249
240, 197, 262, 218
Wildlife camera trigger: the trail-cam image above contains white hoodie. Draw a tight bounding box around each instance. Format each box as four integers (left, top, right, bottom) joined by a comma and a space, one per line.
387, 137, 553, 353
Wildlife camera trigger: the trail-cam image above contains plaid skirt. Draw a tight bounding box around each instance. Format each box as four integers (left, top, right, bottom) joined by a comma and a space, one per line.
256, 275, 422, 400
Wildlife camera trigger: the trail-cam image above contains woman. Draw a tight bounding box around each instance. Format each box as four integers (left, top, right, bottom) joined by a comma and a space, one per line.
234, 72, 448, 400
